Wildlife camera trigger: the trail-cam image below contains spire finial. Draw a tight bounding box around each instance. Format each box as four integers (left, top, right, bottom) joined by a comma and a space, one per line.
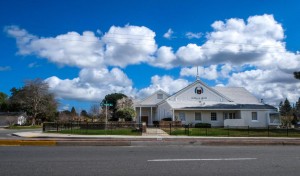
196, 66, 200, 81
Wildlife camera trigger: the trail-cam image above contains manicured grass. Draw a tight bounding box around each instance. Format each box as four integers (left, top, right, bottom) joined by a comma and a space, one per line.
167, 128, 300, 137
5, 125, 42, 129
49, 128, 141, 136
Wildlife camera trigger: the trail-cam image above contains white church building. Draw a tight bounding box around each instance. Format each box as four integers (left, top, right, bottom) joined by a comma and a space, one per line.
134, 79, 280, 128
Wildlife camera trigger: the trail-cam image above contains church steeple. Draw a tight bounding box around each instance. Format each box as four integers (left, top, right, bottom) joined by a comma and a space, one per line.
196, 66, 200, 81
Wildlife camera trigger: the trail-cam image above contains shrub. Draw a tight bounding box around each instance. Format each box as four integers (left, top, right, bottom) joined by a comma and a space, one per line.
195, 123, 211, 128
153, 121, 159, 126
162, 117, 172, 121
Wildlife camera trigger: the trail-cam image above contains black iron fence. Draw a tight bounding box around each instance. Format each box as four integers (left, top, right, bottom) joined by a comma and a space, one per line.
179, 125, 300, 137
43, 122, 143, 135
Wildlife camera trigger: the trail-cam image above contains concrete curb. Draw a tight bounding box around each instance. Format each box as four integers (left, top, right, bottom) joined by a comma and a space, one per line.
0, 140, 56, 146
4, 131, 300, 146
56, 141, 131, 146
2, 138, 300, 146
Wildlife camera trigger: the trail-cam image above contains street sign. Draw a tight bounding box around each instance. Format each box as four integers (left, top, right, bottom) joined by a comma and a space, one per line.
100, 102, 113, 106
104, 103, 113, 106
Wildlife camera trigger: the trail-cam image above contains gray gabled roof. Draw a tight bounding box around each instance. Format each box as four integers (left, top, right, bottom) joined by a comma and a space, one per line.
213, 87, 260, 104
183, 103, 277, 110
135, 89, 169, 106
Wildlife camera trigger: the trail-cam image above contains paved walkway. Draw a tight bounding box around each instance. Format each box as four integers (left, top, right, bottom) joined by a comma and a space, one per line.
2, 130, 300, 146
142, 128, 169, 136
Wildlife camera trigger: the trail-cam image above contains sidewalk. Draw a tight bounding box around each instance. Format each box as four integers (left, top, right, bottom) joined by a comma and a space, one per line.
0, 130, 298, 146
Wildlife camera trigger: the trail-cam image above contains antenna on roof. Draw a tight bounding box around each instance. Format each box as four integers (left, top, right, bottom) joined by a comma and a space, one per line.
196, 66, 200, 81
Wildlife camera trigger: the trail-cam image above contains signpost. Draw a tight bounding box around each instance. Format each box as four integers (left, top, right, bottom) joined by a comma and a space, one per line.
100, 101, 113, 132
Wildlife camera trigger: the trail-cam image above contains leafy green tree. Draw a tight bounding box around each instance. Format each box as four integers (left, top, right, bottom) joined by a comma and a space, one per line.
0, 92, 8, 104
279, 98, 292, 116
101, 93, 127, 120
7, 87, 22, 112
279, 98, 294, 127
70, 107, 77, 117
9, 79, 58, 125
291, 97, 300, 125
0, 92, 8, 111
80, 110, 89, 117
116, 108, 136, 121
294, 72, 300, 80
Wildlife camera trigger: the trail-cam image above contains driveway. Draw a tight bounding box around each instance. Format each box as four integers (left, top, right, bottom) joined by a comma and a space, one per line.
0, 127, 42, 139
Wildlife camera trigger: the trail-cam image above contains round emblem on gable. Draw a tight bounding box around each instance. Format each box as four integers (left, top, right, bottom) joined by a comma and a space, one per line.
194, 86, 204, 94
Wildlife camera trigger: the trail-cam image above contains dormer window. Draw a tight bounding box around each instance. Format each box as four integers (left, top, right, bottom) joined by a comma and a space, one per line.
157, 93, 163, 99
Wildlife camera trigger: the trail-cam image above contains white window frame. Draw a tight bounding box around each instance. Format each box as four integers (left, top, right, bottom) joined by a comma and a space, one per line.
252, 112, 258, 121
223, 112, 228, 120
211, 112, 217, 121
195, 112, 202, 121
224, 112, 239, 120
179, 112, 186, 121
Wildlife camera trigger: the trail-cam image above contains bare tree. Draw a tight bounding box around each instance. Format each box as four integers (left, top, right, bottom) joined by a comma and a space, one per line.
99, 108, 112, 122
5, 116, 17, 126
10, 79, 58, 125
116, 97, 133, 109
58, 112, 70, 123
89, 104, 100, 122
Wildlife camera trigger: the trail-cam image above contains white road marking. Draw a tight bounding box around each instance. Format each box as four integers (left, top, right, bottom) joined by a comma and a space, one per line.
148, 158, 257, 162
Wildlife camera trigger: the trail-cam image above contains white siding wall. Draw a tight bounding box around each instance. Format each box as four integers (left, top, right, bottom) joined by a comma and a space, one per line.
175, 84, 229, 102
175, 111, 224, 127
224, 119, 246, 127
241, 110, 268, 127
157, 102, 172, 120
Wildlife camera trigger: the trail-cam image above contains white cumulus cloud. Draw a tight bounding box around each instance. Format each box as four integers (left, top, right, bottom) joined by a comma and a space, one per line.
5, 24, 157, 68
137, 75, 189, 98
227, 69, 300, 104
185, 32, 202, 39
163, 28, 174, 39
5, 14, 300, 106
45, 67, 135, 102
180, 65, 218, 80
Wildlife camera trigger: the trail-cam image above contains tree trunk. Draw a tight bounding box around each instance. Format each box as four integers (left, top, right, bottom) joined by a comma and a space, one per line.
31, 117, 36, 126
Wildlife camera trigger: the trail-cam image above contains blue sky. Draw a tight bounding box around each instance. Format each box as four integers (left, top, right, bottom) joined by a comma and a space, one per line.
1, 0, 300, 111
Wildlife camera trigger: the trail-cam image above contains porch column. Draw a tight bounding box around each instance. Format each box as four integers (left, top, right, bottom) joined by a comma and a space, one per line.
150, 107, 153, 125
172, 109, 175, 121
139, 107, 142, 123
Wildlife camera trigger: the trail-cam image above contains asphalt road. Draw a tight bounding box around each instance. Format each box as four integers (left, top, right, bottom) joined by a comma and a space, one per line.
0, 127, 42, 139
0, 145, 299, 176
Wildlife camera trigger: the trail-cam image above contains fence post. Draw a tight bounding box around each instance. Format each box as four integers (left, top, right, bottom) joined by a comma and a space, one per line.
42, 123, 45, 132
287, 126, 289, 137
86, 122, 88, 134
169, 123, 172, 135
248, 126, 249, 137
56, 122, 58, 132
227, 125, 230, 137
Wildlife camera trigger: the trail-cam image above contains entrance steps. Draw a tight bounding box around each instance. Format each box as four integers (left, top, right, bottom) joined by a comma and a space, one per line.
142, 128, 169, 136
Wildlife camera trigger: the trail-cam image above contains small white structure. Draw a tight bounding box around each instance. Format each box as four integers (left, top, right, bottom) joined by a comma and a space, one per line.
0, 112, 27, 126
134, 79, 280, 127
17, 115, 27, 125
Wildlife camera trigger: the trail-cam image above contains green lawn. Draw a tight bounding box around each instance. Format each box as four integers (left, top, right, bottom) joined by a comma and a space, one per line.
168, 128, 300, 137
5, 125, 42, 129
49, 128, 141, 136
